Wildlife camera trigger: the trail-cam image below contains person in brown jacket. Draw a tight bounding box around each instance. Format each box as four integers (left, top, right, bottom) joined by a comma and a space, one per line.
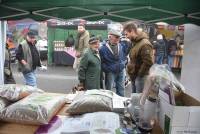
123, 22, 153, 93
74, 23, 90, 71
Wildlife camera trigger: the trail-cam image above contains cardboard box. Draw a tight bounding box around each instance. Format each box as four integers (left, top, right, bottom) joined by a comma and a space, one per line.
159, 90, 200, 134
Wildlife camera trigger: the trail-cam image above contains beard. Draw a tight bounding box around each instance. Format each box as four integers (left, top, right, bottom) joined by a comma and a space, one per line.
130, 36, 135, 42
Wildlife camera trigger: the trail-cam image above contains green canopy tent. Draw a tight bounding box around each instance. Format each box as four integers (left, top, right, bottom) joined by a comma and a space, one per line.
0, 0, 200, 84
0, 0, 200, 25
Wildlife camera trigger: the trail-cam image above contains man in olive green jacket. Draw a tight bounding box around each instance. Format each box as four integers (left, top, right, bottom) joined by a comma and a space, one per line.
123, 22, 153, 93
78, 37, 101, 90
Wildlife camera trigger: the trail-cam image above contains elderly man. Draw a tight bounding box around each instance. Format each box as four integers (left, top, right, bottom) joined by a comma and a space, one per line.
99, 29, 129, 96
78, 36, 101, 90
123, 22, 153, 93
16, 30, 44, 87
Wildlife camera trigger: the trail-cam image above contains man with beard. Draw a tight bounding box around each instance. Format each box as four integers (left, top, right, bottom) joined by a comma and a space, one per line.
123, 22, 153, 93
74, 23, 90, 71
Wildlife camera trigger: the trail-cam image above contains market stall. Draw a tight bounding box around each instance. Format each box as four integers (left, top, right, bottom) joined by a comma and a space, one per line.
53, 41, 75, 66
0, 85, 164, 134
0, 105, 163, 134
47, 19, 109, 65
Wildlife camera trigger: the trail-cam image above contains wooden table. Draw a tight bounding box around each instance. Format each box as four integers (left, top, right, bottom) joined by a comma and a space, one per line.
0, 104, 163, 134
0, 104, 69, 134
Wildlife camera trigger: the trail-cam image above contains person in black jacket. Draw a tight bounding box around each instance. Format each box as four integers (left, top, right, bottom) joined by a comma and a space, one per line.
65, 34, 75, 47
153, 34, 167, 64
16, 31, 44, 87
4, 35, 16, 84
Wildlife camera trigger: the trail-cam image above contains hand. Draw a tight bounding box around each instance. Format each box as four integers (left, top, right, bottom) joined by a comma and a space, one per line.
77, 83, 85, 91
4, 68, 11, 76
21, 60, 27, 65
39, 65, 47, 71
75, 52, 81, 58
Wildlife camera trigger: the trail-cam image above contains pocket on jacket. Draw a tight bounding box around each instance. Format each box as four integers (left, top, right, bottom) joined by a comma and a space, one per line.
127, 63, 135, 75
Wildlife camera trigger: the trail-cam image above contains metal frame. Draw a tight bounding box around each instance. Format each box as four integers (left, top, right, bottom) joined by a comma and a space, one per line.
188, 12, 200, 20
0, 5, 29, 19
108, 6, 184, 23
146, 15, 184, 23
0, 21, 7, 84
0, 4, 199, 23
110, 6, 149, 14
32, 6, 102, 21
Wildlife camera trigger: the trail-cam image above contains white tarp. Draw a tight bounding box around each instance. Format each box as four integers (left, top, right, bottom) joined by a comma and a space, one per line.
0, 21, 6, 85
181, 24, 200, 101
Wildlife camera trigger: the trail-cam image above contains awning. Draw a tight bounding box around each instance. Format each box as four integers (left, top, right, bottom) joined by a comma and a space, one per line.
0, 0, 200, 25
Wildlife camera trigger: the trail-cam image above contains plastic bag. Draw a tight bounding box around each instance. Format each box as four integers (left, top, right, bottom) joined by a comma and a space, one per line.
0, 84, 44, 101
0, 93, 66, 125
140, 64, 185, 105
66, 89, 113, 115
0, 97, 11, 111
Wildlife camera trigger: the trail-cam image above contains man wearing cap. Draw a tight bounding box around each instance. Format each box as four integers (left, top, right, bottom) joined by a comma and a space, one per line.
99, 29, 129, 96
123, 22, 153, 93
16, 30, 43, 87
74, 23, 90, 71
78, 36, 101, 90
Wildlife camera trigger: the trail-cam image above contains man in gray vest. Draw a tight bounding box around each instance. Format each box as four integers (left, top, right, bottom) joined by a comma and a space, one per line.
16, 30, 42, 87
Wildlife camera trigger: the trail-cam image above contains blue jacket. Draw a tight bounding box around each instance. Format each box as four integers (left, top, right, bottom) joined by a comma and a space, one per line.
99, 42, 129, 73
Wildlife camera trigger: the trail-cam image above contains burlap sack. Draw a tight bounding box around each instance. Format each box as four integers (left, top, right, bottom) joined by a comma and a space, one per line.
0, 97, 11, 111
0, 84, 44, 101
66, 90, 113, 115
0, 93, 66, 125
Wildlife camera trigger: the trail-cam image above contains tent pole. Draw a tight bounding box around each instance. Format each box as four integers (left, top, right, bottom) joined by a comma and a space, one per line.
0, 5, 29, 19
146, 15, 184, 23
69, 6, 101, 14
109, 13, 143, 22
33, 11, 102, 21
0, 13, 29, 20
149, 7, 182, 16
188, 12, 200, 20
0, 21, 6, 85
189, 16, 200, 20
33, 6, 102, 21
110, 6, 149, 14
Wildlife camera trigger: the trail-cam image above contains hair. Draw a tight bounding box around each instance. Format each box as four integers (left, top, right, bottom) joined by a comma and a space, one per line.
78, 23, 85, 28
123, 22, 138, 33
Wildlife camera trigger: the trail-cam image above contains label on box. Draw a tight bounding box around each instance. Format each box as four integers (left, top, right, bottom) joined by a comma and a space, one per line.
171, 127, 200, 134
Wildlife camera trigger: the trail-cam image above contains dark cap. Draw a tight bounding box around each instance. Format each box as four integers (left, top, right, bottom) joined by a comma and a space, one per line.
6, 32, 13, 38
89, 36, 99, 44
27, 30, 37, 38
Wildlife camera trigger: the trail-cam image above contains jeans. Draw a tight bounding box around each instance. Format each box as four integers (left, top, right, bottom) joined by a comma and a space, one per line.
155, 55, 164, 64
132, 76, 147, 93
105, 69, 125, 96
23, 70, 37, 87
168, 55, 174, 68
